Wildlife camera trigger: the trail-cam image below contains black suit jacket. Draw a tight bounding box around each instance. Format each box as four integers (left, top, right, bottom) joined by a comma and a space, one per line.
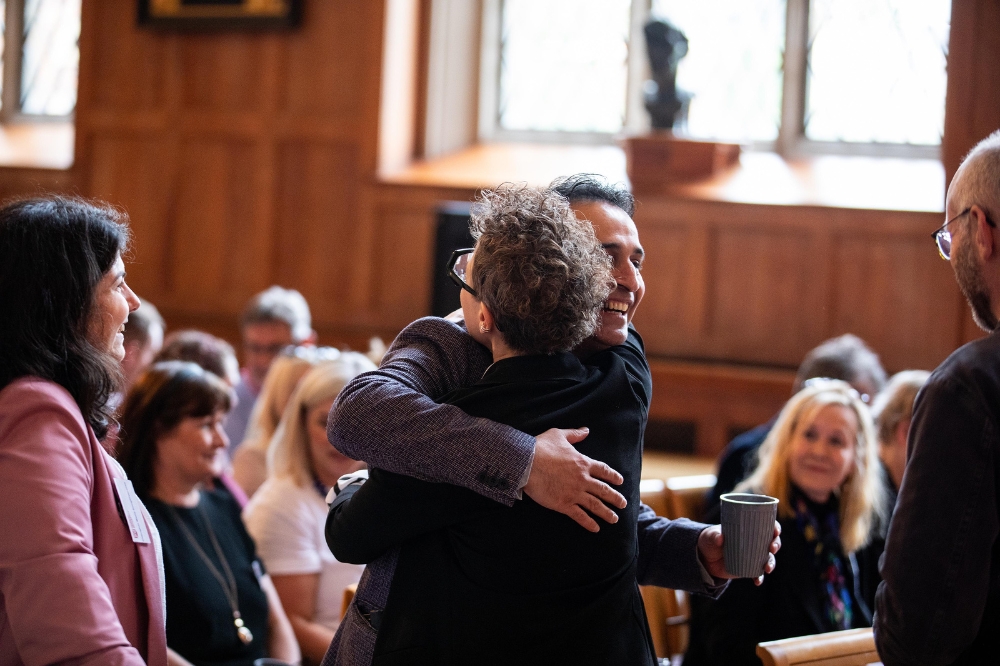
685, 513, 871, 666
327, 331, 657, 665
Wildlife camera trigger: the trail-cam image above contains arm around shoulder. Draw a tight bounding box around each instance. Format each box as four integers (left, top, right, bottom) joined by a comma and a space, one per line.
327, 317, 534, 505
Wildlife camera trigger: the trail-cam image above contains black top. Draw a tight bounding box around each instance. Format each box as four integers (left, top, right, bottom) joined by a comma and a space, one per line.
146, 485, 269, 666
685, 498, 871, 666
875, 331, 1000, 666
327, 330, 656, 665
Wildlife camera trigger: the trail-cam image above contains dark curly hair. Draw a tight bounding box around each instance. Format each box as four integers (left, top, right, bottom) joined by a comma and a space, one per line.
116, 361, 232, 498
469, 184, 613, 355
0, 196, 130, 440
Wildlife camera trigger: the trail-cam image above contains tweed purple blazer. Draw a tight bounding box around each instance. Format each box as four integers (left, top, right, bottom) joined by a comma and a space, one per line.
321, 318, 717, 666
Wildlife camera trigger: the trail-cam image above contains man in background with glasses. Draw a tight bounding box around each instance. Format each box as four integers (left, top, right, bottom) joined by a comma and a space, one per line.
875, 130, 1000, 666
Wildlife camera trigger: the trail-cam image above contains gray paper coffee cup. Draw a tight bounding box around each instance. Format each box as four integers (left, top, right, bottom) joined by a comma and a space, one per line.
720, 492, 779, 578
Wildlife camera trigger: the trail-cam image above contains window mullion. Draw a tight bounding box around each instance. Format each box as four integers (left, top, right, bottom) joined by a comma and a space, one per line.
778, 0, 808, 156
477, 0, 502, 142
1, 0, 23, 120
623, 0, 651, 134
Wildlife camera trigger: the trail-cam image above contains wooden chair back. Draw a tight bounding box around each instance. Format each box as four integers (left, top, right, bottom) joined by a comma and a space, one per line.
639, 478, 669, 517
340, 583, 358, 620
638, 477, 695, 662
664, 473, 716, 522
756, 628, 880, 666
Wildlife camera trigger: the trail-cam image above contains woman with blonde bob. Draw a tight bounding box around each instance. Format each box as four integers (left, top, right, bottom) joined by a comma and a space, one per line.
243, 353, 375, 665
686, 379, 889, 666
232, 346, 342, 497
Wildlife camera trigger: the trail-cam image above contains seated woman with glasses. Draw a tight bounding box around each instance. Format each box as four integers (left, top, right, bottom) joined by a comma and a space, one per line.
685, 379, 889, 666
324, 184, 707, 665
116, 361, 300, 666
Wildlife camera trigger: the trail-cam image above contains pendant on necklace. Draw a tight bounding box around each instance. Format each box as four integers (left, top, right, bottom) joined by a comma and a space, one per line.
234, 615, 254, 645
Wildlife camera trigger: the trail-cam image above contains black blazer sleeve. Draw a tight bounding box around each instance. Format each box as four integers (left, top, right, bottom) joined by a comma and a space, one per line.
326, 468, 498, 564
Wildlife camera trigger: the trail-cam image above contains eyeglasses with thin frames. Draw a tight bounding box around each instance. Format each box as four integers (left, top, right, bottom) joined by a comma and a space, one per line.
447, 248, 477, 298
932, 206, 997, 261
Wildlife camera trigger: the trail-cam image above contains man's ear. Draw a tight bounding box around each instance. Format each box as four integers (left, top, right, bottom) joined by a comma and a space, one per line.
973, 205, 996, 260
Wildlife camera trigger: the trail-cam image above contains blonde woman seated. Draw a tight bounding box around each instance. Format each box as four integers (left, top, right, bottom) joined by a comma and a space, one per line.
232, 346, 341, 497
685, 379, 888, 666
243, 354, 375, 665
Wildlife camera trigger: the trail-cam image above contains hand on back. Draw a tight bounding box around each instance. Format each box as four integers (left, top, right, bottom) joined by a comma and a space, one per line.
523, 427, 628, 532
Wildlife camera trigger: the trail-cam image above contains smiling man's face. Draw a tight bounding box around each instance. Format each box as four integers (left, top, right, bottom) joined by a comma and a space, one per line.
572, 200, 645, 349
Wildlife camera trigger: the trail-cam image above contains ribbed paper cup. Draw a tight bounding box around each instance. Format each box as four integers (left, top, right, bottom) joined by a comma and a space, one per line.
720, 493, 779, 578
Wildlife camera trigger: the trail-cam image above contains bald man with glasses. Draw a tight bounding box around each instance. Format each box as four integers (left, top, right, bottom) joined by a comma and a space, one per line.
875, 129, 1000, 665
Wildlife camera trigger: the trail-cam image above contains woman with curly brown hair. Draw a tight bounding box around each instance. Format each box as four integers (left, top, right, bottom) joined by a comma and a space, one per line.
322, 184, 672, 665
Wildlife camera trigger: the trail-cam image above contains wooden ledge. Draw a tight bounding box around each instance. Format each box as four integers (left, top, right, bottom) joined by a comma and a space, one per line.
756, 628, 879, 666
0, 122, 74, 170
381, 142, 944, 214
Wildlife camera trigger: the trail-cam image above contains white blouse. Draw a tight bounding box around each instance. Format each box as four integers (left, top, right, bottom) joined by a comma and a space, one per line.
244, 476, 364, 630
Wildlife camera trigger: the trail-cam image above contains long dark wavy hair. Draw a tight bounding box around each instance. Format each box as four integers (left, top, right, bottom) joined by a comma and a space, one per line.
0, 196, 130, 439
116, 361, 232, 498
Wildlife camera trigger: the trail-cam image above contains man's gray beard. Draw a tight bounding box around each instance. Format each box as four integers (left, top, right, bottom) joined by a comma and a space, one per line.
954, 240, 999, 332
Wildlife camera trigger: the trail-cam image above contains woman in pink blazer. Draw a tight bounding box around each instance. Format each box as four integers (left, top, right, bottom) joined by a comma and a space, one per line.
0, 197, 167, 666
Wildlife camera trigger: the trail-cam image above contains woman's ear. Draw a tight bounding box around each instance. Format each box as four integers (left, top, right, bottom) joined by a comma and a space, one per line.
478, 302, 496, 334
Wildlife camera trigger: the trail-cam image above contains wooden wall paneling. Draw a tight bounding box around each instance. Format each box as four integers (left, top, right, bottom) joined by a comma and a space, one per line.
649, 361, 795, 458
83, 2, 169, 113
76, 0, 391, 349
363, 183, 479, 326
369, 202, 437, 326
943, 0, 1000, 187
273, 140, 363, 324
180, 34, 267, 112
707, 226, 823, 365
629, 221, 706, 356
830, 228, 960, 372
0, 167, 74, 201
171, 138, 263, 311
942, 0, 1000, 348
281, 0, 372, 119
86, 134, 178, 301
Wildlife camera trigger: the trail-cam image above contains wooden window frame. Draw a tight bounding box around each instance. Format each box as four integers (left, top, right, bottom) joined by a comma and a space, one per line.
1, 0, 76, 123
477, 0, 650, 146
424, 0, 943, 159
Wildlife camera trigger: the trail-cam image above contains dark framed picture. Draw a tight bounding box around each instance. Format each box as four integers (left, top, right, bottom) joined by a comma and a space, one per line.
138, 0, 303, 30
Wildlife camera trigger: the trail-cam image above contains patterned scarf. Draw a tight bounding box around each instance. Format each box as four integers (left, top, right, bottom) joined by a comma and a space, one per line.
791, 486, 853, 631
